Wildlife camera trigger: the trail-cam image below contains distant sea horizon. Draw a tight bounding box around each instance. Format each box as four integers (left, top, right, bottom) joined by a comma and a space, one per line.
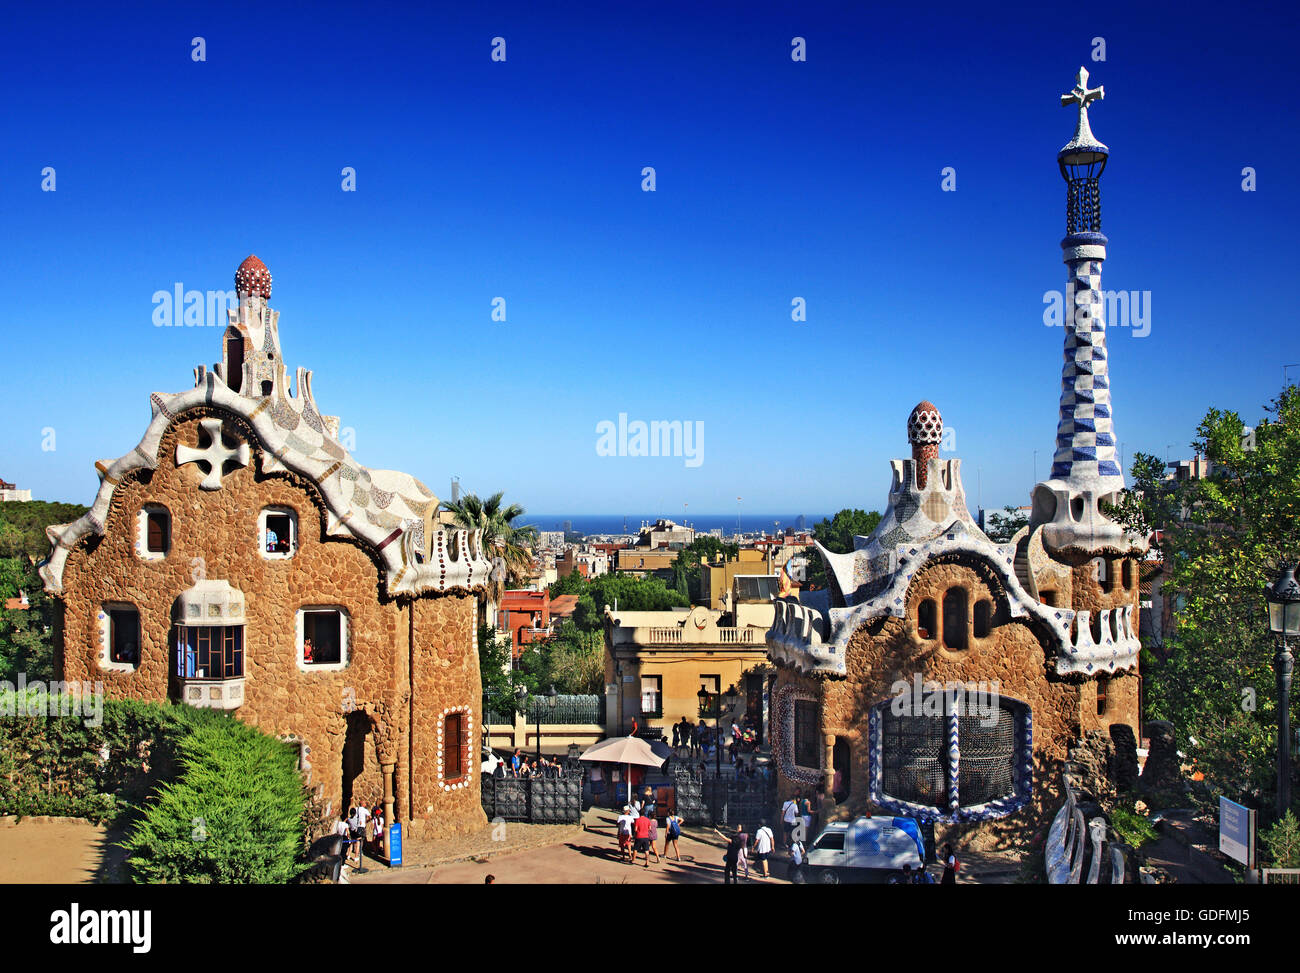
528, 514, 830, 536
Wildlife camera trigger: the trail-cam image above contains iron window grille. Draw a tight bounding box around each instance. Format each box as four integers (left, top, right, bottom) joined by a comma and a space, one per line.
869, 690, 1032, 823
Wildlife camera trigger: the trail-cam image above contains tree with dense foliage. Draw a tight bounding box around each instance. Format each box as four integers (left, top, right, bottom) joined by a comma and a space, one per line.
1110, 387, 1300, 818
803, 508, 883, 588
121, 711, 308, 883
0, 500, 88, 682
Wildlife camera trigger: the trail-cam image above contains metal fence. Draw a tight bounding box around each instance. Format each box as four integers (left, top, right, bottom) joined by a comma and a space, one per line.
671, 769, 776, 832
483, 694, 605, 726
481, 772, 584, 823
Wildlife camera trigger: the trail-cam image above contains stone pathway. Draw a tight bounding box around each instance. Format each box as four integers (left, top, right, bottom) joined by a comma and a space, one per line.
351, 807, 791, 885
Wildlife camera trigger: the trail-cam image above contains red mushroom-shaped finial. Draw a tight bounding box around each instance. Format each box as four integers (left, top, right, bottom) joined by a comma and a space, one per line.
235, 255, 272, 299
907, 401, 943, 487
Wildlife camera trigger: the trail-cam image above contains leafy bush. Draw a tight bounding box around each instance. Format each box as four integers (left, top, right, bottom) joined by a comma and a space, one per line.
0, 692, 186, 822
120, 712, 308, 884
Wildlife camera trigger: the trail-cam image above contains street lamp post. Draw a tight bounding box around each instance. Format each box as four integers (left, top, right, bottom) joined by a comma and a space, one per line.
518, 684, 559, 761
1266, 562, 1300, 818
699, 684, 740, 780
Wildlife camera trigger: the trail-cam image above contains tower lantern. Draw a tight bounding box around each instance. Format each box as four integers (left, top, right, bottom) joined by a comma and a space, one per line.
1059, 67, 1108, 235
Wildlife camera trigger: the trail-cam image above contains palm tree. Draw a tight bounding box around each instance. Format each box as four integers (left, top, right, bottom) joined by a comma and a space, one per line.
440, 491, 539, 613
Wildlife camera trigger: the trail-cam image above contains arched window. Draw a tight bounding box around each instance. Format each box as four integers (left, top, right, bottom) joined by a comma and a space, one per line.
973, 599, 992, 638
1096, 676, 1110, 716
917, 599, 937, 640
942, 588, 968, 651
1122, 559, 1133, 590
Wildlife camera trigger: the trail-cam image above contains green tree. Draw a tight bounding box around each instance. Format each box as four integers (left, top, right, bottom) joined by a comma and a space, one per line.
1111, 387, 1300, 816
804, 508, 883, 588
983, 505, 1029, 544
0, 500, 88, 683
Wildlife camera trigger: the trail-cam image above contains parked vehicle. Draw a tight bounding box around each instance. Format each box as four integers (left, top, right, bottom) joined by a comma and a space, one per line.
806, 816, 927, 884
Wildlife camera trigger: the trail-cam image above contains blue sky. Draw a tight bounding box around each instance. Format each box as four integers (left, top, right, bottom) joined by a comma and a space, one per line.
2, 0, 1297, 518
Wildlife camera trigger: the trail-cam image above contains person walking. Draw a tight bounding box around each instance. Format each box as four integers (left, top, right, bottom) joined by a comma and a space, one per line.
646, 812, 662, 865
781, 792, 800, 848
752, 820, 775, 879
671, 721, 681, 749
800, 791, 815, 840
788, 834, 806, 884
941, 843, 960, 884
663, 811, 684, 862
715, 827, 744, 884
633, 810, 655, 868
616, 805, 635, 863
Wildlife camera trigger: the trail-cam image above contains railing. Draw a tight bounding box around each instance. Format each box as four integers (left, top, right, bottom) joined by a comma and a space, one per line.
483, 695, 605, 726
627, 626, 763, 647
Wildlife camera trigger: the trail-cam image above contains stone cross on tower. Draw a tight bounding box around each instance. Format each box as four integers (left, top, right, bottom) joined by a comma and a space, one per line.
176, 418, 250, 490
1060, 66, 1103, 116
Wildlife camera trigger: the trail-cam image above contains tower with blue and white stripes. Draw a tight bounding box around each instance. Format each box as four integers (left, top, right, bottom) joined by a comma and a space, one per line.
1029, 68, 1143, 557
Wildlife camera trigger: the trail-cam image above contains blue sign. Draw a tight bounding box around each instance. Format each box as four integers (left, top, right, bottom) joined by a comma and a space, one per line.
388, 822, 403, 868
1218, 796, 1254, 866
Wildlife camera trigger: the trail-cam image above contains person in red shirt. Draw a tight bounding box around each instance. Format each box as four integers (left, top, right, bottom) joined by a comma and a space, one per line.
632, 812, 656, 868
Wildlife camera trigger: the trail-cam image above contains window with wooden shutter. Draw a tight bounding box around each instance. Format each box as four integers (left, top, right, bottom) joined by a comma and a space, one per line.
444, 713, 465, 780
146, 511, 167, 552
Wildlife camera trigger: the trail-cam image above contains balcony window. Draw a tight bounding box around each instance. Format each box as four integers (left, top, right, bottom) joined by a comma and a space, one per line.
299, 608, 348, 670
176, 624, 244, 679
259, 507, 297, 559
873, 693, 1031, 820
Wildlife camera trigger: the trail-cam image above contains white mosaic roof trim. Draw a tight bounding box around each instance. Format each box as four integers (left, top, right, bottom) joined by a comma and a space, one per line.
817, 457, 984, 607
41, 298, 492, 600
768, 458, 1137, 678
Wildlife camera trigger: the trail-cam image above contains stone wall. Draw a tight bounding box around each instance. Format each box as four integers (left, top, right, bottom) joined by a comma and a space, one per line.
408, 594, 487, 839
58, 408, 482, 834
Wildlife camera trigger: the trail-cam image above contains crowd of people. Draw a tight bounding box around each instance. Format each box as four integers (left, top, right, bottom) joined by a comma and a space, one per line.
615, 786, 685, 867
668, 717, 761, 758
499, 748, 571, 778
334, 802, 386, 865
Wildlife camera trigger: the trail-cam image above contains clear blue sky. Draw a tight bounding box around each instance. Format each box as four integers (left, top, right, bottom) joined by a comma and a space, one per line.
2, 0, 1297, 517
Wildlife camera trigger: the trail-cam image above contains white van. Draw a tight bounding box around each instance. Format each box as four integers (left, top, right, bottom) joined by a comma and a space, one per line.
806, 817, 927, 884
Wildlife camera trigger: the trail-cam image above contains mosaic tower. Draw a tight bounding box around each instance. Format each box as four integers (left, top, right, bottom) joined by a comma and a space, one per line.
1029, 67, 1139, 556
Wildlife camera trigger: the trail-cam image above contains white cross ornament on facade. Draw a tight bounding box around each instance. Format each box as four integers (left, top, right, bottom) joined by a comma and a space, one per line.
1061, 66, 1103, 117
176, 418, 250, 490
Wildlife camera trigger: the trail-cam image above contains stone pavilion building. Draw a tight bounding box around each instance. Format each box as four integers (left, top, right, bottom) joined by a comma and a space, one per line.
41, 256, 494, 842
